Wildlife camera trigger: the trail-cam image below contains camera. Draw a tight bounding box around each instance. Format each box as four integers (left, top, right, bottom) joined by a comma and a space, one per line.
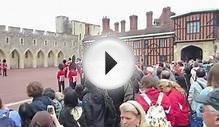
47, 105, 54, 114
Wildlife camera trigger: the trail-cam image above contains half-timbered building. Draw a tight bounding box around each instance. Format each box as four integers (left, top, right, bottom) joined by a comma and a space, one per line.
172, 9, 219, 61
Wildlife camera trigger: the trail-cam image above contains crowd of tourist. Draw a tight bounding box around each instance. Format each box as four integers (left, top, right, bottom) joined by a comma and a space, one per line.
1, 56, 219, 127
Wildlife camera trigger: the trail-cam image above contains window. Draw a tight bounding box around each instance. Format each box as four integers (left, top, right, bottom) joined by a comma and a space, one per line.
12, 52, 14, 58
25, 53, 28, 58
79, 34, 82, 40
33, 40, 37, 45
144, 40, 148, 48
6, 37, 9, 44
37, 53, 40, 58
216, 16, 219, 26
54, 41, 57, 46
20, 38, 24, 45
187, 21, 200, 33
159, 39, 165, 48
64, 42, 67, 46
133, 40, 141, 48
44, 40, 48, 46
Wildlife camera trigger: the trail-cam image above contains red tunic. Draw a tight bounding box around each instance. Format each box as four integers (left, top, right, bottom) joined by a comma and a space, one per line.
57, 70, 65, 81
2, 63, 7, 69
68, 69, 77, 82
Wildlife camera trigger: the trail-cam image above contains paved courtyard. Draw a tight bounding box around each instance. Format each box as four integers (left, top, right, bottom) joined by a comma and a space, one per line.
0, 67, 59, 109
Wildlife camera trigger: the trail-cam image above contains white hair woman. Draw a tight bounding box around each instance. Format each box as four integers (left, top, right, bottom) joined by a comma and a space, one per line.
120, 100, 146, 127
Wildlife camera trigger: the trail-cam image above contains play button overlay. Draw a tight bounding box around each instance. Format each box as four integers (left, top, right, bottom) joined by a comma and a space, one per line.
83, 38, 135, 89
105, 52, 117, 75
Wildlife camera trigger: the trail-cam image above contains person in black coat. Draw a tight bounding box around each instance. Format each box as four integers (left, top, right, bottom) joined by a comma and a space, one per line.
59, 90, 86, 127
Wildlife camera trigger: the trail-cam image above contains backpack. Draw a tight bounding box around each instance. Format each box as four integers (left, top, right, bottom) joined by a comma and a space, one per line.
104, 93, 117, 127
141, 92, 172, 127
0, 109, 16, 127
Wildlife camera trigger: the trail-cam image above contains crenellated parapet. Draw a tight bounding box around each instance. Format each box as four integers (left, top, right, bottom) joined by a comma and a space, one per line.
46, 31, 56, 36
8, 26, 21, 32
0, 25, 6, 31
22, 28, 33, 34
34, 30, 45, 35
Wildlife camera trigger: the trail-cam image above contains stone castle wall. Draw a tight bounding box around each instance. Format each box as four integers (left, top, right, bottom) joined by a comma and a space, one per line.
0, 25, 79, 69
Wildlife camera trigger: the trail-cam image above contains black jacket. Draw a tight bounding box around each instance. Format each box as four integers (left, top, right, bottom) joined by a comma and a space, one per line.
83, 89, 105, 127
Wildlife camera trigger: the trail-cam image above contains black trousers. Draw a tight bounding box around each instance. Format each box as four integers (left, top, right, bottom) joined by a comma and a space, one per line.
58, 81, 65, 92
69, 81, 76, 89
3, 69, 7, 76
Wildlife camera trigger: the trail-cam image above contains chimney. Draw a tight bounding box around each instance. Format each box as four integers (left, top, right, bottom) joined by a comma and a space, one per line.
146, 11, 153, 28
121, 20, 126, 32
102, 17, 110, 34
160, 7, 172, 25
129, 15, 138, 31
114, 22, 119, 32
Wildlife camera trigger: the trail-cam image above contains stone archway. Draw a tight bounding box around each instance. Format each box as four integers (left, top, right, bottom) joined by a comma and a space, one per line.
24, 50, 33, 68
9, 49, 20, 69
57, 51, 64, 64
0, 49, 6, 60
48, 50, 55, 67
36, 50, 45, 68
181, 45, 203, 62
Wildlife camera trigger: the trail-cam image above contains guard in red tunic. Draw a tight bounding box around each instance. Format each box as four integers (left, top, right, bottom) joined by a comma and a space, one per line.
68, 63, 77, 89
2, 59, 7, 76
56, 63, 65, 92
63, 59, 68, 78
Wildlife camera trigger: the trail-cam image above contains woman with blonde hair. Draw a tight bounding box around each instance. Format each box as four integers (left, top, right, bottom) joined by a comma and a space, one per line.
120, 100, 146, 127
159, 79, 190, 127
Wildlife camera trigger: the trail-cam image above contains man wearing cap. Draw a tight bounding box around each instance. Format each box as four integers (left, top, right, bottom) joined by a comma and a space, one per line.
196, 88, 219, 127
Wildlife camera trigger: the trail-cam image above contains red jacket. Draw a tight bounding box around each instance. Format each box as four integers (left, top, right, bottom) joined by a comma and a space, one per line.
68, 69, 77, 82
2, 63, 7, 69
136, 89, 175, 126
166, 88, 190, 126
57, 70, 65, 81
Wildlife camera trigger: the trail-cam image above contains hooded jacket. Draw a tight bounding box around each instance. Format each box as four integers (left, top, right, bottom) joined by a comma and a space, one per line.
166, 88, 190, 126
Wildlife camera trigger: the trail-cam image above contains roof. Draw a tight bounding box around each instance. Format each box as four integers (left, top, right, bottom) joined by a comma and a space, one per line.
83, 25, 174, 42
171, 8, 219, 19
71, 20, 100, 27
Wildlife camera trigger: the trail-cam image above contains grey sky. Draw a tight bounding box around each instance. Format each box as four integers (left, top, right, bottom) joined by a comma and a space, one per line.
0, 0, 219, 32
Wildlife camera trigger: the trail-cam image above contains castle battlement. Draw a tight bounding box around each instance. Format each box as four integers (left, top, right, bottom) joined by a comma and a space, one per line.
45, 31, 56, 36
0, 25, 6, 31
34, 30, 45, 35
8, 26, 21, 32
22, 28, 33, 34
0, 25, 78, 39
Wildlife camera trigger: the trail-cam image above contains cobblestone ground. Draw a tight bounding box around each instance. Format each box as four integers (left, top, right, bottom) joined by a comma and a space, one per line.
0, 67, 60, 109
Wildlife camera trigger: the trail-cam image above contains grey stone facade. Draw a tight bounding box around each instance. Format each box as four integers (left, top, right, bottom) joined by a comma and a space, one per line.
0, 25, 78, 69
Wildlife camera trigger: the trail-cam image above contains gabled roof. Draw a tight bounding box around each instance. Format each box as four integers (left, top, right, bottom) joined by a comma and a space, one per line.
171, 8, 219, 19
